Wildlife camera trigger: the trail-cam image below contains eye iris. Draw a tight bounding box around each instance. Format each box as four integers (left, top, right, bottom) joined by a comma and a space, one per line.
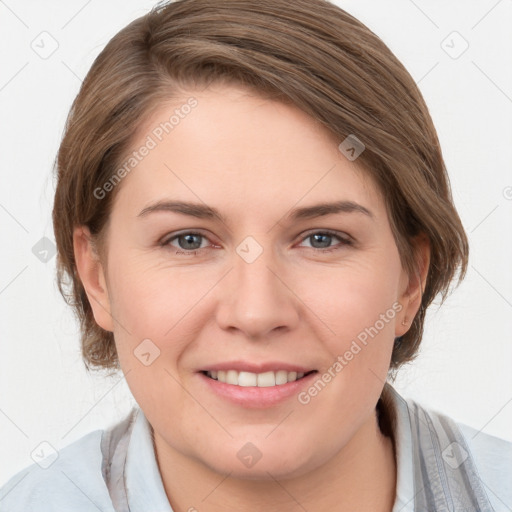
171, 232, 341, 252
179, 234, 202, 250
311, 233, 332, 249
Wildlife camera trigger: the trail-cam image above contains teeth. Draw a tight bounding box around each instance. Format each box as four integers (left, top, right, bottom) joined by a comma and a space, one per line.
258, 371, 275, 387
275, 370, 288, 385
206, 369, 309, 387
238, 371, 257, 387
226, 370, 238, 385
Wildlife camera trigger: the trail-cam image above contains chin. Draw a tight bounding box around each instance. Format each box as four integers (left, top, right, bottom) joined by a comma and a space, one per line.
200, 444, 318, 481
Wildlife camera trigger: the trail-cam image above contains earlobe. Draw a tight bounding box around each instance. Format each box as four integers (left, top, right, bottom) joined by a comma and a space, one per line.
396, 234, 430, 337
73, 226, 114, 332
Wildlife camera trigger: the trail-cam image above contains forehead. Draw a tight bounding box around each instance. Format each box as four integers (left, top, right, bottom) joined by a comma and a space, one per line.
110, 84, 384, 224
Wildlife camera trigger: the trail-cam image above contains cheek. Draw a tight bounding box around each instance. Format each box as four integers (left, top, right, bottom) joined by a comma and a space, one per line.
105, 253, 221, 373
311, 261, 401, 334
104, 256, 198, 415
294, 262, 401, 424
309, 257, 402, 374
107, 254, 188, 331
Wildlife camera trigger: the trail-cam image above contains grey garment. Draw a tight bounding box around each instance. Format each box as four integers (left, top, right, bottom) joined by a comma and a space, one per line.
1, 383, 510, 511
103, 409, 172, 512
405, 397, 494, 511
101, 411, 134, 512
386, 384, 495, 512
389, 381, 511, 512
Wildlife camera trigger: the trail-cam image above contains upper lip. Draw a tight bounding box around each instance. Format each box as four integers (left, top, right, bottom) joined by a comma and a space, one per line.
200, 361, 316, 373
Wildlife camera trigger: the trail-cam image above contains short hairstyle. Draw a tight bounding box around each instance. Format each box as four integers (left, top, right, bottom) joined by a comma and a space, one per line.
52, 0, 469, 373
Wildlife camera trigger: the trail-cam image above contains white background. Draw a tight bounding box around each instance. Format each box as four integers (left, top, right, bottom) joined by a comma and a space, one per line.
1, 0, 511, 487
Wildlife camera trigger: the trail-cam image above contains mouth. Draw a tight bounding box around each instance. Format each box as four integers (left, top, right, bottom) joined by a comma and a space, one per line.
200, 369, 318, 387
197, 362, 319, 408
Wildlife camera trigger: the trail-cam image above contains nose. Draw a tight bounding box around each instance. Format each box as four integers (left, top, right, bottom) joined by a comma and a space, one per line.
215, 241, 300, 340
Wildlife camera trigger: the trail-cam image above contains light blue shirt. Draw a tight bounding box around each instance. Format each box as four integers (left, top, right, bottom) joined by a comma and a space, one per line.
1, 383, 511, 511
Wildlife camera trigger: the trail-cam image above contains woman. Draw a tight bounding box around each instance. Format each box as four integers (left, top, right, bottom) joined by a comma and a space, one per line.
1, 0, 510, 510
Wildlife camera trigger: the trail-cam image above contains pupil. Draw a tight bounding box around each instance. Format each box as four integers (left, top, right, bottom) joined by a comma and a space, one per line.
181, 234, 201, 250
312, 233, 330, 248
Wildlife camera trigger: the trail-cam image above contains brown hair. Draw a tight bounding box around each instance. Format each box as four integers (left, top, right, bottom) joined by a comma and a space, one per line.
52, 0, 468, 373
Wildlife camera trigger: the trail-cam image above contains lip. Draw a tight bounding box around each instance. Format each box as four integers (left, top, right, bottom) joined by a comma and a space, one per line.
200, 360, 315, 373
198, 369, 318, 409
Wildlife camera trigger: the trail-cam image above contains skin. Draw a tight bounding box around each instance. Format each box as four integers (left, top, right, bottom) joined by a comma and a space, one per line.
74, 83, 429, 512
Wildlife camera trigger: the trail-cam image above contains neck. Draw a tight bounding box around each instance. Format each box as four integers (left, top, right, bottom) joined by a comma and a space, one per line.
153, 400, 397, 512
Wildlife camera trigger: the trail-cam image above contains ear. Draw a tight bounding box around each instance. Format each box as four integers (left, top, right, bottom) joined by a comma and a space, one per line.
396, 233, 430, 337
73, 226, 114, 332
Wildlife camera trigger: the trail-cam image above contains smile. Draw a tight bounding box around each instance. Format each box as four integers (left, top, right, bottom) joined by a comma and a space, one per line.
203, 369, 316, 387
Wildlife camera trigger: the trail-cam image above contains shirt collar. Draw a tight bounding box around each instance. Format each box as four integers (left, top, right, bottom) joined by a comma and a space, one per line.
124, 409, 174, 512
385, 383, 415, 512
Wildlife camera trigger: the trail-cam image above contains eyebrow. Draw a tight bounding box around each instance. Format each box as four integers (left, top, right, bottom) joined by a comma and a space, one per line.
137, 199, 374, 222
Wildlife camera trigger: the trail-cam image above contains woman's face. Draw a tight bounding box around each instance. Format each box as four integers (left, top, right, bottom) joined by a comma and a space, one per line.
77, 83, 418, 479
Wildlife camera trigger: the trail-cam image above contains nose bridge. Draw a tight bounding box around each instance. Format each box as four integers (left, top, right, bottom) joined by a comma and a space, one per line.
216, 235, 299, 338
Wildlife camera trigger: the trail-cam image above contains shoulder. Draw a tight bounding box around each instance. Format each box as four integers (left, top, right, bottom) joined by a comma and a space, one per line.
0, 409, 137, 512
457, 420, 512, 508
407, 393, 512, 511
386, 383, 512, 512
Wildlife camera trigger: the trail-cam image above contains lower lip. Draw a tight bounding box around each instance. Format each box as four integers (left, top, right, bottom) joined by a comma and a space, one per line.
198, 371, 318, 408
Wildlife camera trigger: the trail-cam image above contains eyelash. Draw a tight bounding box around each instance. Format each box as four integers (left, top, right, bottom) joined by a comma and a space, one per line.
160, 229, 353, 255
